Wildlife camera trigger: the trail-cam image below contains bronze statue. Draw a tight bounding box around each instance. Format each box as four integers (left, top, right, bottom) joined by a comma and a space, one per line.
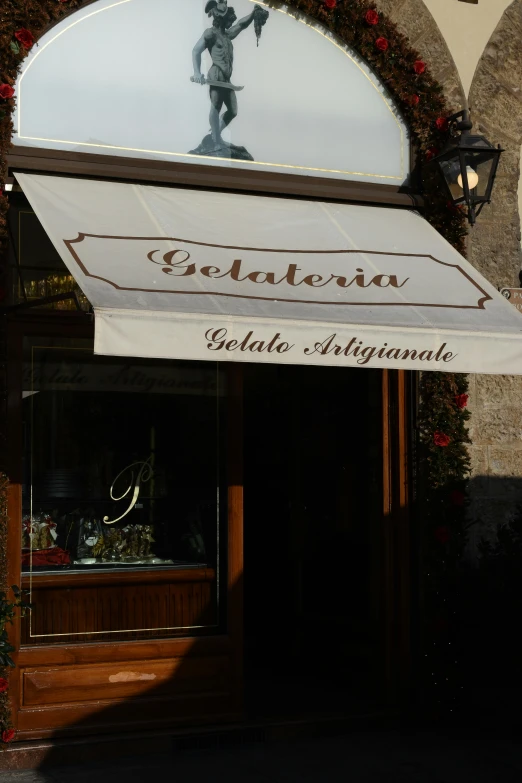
190, 0, 269, 160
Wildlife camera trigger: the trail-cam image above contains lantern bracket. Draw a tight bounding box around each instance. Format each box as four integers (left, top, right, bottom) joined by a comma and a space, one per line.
448, 109, 473, 135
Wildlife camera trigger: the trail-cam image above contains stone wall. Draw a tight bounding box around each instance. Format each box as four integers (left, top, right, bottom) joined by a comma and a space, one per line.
467, 0, 522, 549
467, 374, 522, 552
469, 0, 522, 291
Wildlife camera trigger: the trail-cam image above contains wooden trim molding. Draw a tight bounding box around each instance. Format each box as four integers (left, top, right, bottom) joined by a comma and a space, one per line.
18, 635, 232, 668
21, 567, 216, 590
8, 146, 423, 209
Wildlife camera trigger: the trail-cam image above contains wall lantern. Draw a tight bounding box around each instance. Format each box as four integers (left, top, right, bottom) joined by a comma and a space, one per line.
432, 110, 503, 225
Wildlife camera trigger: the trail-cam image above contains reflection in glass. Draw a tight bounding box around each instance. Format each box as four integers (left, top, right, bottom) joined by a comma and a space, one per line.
8, 198, 90, 309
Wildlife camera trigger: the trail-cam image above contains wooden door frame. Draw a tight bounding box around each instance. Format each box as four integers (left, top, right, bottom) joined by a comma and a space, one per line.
226, 363, 244, 715
5, 311, 245, 737
225, 363, 412, 711
234, 363, 411, 709
382, 368, 412, 705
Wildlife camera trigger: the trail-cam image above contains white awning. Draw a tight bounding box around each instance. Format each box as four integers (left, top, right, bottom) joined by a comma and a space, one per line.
16, 173, 522, 375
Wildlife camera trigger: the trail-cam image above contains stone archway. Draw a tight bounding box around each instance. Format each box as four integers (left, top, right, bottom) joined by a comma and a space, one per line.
468, 0, 522, 289
373, 0, 522, 285
375, 0, 466, 113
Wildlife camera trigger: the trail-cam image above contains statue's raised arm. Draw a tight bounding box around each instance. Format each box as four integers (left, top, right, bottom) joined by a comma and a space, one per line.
228, 4, 269, 42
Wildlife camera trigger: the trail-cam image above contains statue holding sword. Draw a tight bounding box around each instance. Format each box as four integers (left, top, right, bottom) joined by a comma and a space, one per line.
190, 0, 269, 160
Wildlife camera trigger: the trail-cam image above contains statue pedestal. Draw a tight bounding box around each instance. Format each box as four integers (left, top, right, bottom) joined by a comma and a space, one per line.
189, 134, 254, 162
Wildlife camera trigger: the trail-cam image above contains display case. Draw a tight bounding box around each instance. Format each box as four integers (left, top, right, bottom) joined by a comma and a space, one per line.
21, 336, 226, 645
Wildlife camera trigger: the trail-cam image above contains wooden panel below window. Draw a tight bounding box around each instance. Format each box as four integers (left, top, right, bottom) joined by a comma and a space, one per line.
22, 655, 229, 707
15, 636, 237, 739
21, 569, 217, 645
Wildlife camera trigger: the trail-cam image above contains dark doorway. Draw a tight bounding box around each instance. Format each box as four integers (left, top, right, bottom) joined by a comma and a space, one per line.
243, 364, 385, 720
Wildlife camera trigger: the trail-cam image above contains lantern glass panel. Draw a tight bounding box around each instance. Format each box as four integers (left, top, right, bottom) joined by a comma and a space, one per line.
467, 153, 495, 200
439, 149, 497, 204
439, 158, 464, 202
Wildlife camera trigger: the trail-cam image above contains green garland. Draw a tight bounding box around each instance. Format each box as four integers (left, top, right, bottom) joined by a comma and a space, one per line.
417, 373, 470, 717
0, 0, 470, 734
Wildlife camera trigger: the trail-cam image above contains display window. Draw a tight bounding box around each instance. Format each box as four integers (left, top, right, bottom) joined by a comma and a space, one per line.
0, 0, 425, 744
21, 336, 226, 644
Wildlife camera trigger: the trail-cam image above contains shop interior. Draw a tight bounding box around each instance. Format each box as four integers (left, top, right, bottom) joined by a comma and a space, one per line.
243, 363, 385, 719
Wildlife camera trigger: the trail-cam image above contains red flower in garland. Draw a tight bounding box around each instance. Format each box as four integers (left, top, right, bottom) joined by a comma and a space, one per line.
425, 147, 439, 161
15, 28, 34, 49
0, 677, 8, 693
433, 431, 451, 447
324, 0, 337, 8
413, 60, 426, 75
409, 94, 420, 107
454, 393, 469, 409
365, 9, 379, 25
450, 490, 465, 507
0, 84, 15, 100
435, 116, 449, 132
375, 37, 389, 52
434, 526, 451, 544
446, 199, 462, 213
2, 729, 15, 744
